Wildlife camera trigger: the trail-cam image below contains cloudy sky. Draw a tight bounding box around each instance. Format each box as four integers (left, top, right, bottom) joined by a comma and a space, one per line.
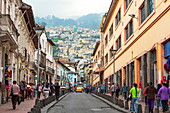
23, 0, 112, 19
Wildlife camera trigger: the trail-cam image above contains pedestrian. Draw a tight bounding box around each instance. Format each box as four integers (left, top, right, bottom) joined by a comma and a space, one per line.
37, 84, 42, 99
19, 81, 25, 102
43, 84, 51, 99
115, 84, 120, 99
110, 83, 116, 97
146, 82, 157, 113
129, 83, 140, 113
143, 83, 149, 105
27, 83, 32, 100
10, 81, 20, 110
122, 83, 128, 100
101, 84, 106, 94
97, 86, 100, 93
49, 83, 54, 96
54, 83, 60, 101
138, 81, 142, 100
161, 76, 167, 86
156, 84, 162, 109
32, 84, 36, 97
158, 83, 170, 113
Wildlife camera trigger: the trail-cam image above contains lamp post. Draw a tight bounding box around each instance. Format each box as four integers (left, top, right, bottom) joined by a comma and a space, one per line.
110, 50, 117, 85
33, 24, 44, 99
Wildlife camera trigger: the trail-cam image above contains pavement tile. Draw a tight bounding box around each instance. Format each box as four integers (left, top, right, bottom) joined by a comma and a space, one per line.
0, 96, 43, 113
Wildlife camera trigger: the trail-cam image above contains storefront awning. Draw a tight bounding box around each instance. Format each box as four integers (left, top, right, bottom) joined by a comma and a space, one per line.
93, 67, 104, 74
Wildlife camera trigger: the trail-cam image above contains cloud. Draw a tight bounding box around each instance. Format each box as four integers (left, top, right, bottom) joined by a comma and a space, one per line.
23, 0, 112, 18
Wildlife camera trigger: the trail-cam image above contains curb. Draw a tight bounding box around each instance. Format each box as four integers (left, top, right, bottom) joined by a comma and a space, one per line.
91, 93, 129, 113
45, 93, 69, 113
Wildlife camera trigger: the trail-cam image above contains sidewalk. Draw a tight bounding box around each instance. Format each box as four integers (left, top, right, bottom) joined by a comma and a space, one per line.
0, 96, 43, 113
105, 93, 162, 112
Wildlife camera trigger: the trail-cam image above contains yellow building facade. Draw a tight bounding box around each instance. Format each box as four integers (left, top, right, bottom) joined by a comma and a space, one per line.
93, 0, 170, 89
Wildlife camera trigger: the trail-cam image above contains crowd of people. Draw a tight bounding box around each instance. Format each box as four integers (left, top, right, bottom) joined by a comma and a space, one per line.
94, 80, 170, 113
10, 81, 61, 110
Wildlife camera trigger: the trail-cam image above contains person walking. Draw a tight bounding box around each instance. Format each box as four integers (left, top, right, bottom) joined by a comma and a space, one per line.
54, 83, 60, 101
129, 83, 140, 113
43, 84, 51, 99
19, 81, 25, 102
37, 84, 42, 99
115, 84, 120, 99
101, 84, 106, 94
110, 83, 116, 97
158, 83, 170, 113
10, 81, 20, 110
146, 82, 157, 113
156, 84, 162, 109
122, 83, 128, 100
49, 83, 54, 96
143, 83, 149, 105
27, 83, 32, 100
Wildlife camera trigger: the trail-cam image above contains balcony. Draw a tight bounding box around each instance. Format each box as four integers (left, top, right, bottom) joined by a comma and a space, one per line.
46, 66, 55, 75
0, 14, 19, 50
56, 75, 60, 80
29, 61, 37, 72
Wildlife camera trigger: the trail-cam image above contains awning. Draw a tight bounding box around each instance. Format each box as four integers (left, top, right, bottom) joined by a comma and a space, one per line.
93, 67, 104, 74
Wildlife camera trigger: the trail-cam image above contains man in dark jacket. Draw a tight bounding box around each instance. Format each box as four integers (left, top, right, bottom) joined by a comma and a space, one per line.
146, 82, 157, 113
54, 83, 60, 101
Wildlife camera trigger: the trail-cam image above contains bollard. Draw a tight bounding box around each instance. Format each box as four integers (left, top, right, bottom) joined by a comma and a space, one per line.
112, 98, 115, 104
124, 100, 129, 109
31, 107, 36, 113
35, 99, 39, 105
118, 99, 121, 106
34, 105, 41, 113
115, 98, 118, 105
120, 100, 124, 108
144, 105, 149, 113
154, 108, 159, 113
138, 104, 142, 113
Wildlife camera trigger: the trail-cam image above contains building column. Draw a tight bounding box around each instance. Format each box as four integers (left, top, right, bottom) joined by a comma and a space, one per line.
129, 64, 132, 88
156, 43, 164, 83
134, 59, 140, 84
141, 55, 147, 88
122, 67, 125, 86
126, 65, 129, 87
147, 52, 151, 83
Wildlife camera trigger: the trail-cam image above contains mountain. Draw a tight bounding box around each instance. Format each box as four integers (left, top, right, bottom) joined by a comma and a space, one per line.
35, 13, 103, 29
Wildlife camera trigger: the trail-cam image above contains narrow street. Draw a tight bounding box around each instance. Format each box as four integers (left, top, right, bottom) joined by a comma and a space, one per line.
48, 93, 122, 113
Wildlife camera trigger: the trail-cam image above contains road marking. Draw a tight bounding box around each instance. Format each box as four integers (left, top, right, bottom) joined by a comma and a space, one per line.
90, 109, 102, 111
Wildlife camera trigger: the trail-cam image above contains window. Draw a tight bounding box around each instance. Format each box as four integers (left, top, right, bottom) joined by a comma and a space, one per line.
116, 36, 121, 50
109, 24, 113, 38
105, 54, 108, 64
141, 5, 145, 23
98, 51, 100, 59
140, 0, 154, 24
125, 0, 132, 9
105, 35, 108, 46
110, 46, 114, 58
125, 20, 133, 40
116, 9, 121, 26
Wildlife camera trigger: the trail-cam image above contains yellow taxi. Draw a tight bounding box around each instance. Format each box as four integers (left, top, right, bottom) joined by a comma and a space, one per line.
76, 87, 83, 93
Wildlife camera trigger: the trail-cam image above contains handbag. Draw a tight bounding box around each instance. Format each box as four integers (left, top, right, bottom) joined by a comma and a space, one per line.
10, 86, 13, 96
18, 96, 22, 105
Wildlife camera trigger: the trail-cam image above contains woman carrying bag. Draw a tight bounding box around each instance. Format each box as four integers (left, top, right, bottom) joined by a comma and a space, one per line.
129, 83, 140, 113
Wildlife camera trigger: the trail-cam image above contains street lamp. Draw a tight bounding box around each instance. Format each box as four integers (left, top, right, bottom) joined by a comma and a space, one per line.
33, 24, 44, 99
128, 14, 138, 19
110, 49, 117, 85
